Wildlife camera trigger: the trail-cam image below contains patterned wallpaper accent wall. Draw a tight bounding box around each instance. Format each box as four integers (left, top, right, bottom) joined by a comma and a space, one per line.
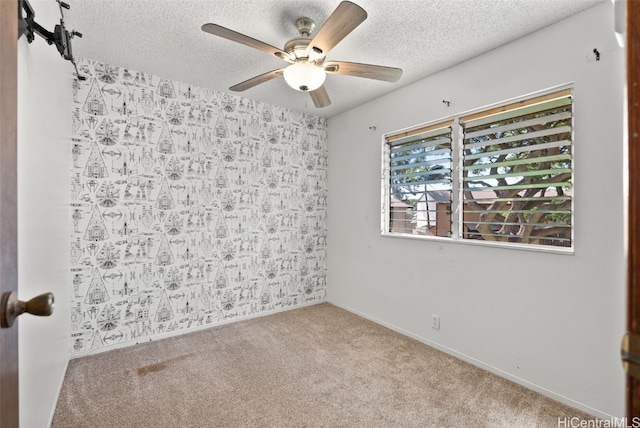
69, 59, 328, 355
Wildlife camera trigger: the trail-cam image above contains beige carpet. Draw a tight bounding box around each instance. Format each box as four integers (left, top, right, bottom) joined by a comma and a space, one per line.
52, 303, 592, 427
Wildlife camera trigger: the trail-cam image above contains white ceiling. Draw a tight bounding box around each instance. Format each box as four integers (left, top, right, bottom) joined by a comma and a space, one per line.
64, 0, 604, 118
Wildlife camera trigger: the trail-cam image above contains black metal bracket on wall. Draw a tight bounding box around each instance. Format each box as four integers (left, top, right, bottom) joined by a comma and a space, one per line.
18, 0, 86, 80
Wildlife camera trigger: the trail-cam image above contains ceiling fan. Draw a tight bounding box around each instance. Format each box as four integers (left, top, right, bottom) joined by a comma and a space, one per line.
201, 1, 402, 108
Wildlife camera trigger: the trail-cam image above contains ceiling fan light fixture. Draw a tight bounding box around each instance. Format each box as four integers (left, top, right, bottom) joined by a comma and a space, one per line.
283, 61, 326, 92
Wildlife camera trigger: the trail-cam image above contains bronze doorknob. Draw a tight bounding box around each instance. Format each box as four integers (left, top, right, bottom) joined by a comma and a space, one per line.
0, 292, 54, 328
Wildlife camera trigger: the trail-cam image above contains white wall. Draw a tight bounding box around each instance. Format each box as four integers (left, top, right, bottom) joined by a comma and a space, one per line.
17, 1, 72, 426
327, 2, 624, 420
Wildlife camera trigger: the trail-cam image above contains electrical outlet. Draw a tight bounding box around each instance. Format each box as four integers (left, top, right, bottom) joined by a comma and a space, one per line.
432, 314, 440, 330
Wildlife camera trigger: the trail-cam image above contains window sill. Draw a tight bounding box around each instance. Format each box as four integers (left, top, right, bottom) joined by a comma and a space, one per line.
380, 231, 574, 255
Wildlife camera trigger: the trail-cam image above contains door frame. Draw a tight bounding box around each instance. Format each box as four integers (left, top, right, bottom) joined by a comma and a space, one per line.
628, 0, 640, 418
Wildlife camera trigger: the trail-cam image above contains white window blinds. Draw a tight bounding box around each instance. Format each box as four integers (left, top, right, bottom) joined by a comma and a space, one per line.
387, 121, 453, 237
460, 89, 573, 247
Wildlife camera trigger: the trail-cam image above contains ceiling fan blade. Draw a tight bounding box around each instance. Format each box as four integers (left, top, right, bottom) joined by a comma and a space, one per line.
323, 61, 403, 82
310, 85, 331, 108
229, 69, 284, 92
306, 1, 367, 58
202, 23, 293, 62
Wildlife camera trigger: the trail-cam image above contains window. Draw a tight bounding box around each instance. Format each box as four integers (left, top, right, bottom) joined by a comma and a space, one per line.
387, 121, 454, 237
382, 88, 573, 251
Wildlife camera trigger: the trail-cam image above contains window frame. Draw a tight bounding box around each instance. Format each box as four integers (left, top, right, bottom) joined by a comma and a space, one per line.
381, 85, 575, 254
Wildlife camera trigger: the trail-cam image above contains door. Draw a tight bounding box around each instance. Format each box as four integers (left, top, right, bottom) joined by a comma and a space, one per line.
0, 0, 20, 426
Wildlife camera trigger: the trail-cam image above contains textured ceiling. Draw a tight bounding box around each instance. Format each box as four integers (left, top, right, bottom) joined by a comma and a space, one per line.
64, 0, 604, 118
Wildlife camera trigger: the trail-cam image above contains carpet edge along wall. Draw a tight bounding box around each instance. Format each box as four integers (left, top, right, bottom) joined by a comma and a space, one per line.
69, 59, 328, 355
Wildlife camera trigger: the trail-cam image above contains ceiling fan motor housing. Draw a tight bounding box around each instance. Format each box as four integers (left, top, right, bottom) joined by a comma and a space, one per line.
284, 37, 313, 60
284, 17, 325, 62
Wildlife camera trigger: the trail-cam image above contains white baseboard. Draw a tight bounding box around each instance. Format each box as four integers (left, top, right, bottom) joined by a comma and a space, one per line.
327, 299, 619, 422
47, 357, 69, 428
